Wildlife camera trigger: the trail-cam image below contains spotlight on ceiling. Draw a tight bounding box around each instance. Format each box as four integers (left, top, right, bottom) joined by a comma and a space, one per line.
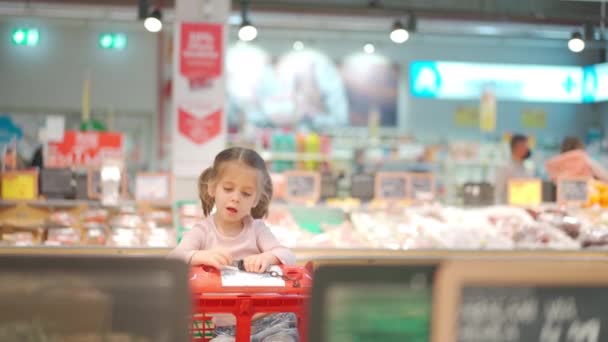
568, 32, 585, 53
144, 8, 162, 33
390, 20, 409, 44
238, 0, 257, 42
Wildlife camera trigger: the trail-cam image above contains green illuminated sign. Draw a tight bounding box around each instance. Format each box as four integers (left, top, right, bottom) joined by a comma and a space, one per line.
99, 33, 127, 50
12, 28, 39, 46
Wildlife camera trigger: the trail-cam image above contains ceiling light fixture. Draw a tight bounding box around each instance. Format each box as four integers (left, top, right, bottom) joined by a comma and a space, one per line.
144, 7, 162, 33
568, 32, 585, 53
238, 0, 257, 42
390, 20, 409, 43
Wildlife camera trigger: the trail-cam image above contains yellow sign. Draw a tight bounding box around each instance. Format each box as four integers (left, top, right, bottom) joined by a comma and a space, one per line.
454, 107, 479, 127
508, 178, 542, 206
522, 109, 546, 128
479, 89, 496, 133
2, 171, 38, 200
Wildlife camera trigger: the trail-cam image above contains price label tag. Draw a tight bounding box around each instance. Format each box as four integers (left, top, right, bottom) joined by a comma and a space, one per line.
433, 260, 608, 342
375, 172, 409, 200
1, 171, 38, 200
135, 172, 172, 202
409, 173, 435, 201
508, 178, 542, 206
557, 178, 590, 205
284, 171, 320, 204
351, 173, 375, 201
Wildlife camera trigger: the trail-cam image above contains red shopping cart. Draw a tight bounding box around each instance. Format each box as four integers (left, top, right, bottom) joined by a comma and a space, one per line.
190, 262, 313, 342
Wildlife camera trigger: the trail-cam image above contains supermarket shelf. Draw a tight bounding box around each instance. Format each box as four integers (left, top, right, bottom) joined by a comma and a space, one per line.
0, 199, 172, 209
259, 151, 352, 162
0, 247, 607, 262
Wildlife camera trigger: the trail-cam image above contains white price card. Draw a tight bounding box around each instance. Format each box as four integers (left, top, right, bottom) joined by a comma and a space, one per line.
220, 265, 285, 287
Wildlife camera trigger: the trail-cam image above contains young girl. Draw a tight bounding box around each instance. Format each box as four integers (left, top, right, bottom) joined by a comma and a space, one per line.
169, 147, 297, 342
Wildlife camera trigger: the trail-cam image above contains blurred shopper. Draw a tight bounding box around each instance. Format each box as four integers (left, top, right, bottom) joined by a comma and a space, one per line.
495, 134, 533, 204
545, 136, 608, 182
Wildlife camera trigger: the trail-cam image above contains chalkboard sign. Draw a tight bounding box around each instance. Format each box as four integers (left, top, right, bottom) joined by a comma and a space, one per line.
409, 173, 435, 201
375, 172, 409, 200
459, 287, 607, 342
74, 173, 89, 200
350, 173, 375, 201
284, 171, 320, 204
462, 182, 494, 206
40, 168, 75, 199
320, 172, 338, 200
433, 260, 608, 342
557, 178, 590, 205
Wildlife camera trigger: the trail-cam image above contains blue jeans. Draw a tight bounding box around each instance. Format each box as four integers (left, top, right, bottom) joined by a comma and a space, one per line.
211, 313, 298, 342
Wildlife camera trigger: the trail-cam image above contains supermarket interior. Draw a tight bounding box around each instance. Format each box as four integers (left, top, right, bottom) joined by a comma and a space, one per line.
3, 0, 608, 341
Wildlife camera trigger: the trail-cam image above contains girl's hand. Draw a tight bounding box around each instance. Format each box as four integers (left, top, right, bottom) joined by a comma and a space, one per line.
190, 249, 233, 269
243, 252, 279, 273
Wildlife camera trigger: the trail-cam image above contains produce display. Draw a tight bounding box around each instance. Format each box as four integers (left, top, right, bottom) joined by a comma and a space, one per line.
0, 205, 175, 248
266, 204, 608, 250
2, 199, 608, 250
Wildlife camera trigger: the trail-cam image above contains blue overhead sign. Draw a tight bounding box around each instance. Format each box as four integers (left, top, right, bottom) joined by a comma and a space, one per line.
582, 63, 608, 103
410, 61, 583, 103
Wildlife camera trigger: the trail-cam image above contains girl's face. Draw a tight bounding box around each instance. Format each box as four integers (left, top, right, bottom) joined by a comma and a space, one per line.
209, 161, 260, 225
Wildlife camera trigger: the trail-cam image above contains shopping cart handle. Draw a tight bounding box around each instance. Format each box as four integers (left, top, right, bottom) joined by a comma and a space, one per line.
282, 266, 303, 280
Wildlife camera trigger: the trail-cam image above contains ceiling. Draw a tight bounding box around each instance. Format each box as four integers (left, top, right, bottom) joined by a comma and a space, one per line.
2, 0, 604, 23
1, 0, 607, 41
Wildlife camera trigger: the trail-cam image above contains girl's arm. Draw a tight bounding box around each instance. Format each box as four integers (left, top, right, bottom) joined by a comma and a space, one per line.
167, 225, 205, 264
254, 222, 296, 266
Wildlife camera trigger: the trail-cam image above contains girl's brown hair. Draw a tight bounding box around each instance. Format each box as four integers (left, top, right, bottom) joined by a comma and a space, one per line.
198, 147, 272, 219
560, 136, 584, 153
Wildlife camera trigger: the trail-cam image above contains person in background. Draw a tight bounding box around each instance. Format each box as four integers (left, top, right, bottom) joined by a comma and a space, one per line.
169, 147, 297, 342
30, 145, 43, 169
545, 136, 608, 182
495, 134, 533, 204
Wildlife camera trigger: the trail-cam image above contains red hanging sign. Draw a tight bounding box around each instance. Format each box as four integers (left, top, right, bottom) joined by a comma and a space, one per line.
179, 23, 223, 82
178, 107, 222, 145
46, 131, 124, 168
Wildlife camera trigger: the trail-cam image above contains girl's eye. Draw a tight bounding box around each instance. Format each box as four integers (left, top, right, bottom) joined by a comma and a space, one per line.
242, 192, 252, 197
223, 187, 233, 192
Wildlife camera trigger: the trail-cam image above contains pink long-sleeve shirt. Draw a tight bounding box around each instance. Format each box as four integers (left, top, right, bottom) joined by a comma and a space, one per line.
169, 215, 295, 327
169, 214, 295, 267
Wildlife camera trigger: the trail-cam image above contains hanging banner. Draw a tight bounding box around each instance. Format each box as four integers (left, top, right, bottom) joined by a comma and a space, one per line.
179, 22, 223, 89
479, 86, 496, 133
453, 106, 478, 127
521, 109, 547, 129
172, 1, 229, 177
45, 131, 124, 168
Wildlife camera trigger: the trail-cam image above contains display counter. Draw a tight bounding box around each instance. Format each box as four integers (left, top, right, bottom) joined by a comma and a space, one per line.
1, 247, 608, 262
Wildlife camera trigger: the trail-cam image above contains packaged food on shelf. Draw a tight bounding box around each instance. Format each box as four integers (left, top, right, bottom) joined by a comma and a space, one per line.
81, 209, 110, 223
145, 222, 176, 247
109, 213, 144, 229
107, 227, 142, 247
144, 210, 172, 225
1, 232, 36, 247
45, 227, 81, 246
48, 211, 78, 227
82, 222, 107, 246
